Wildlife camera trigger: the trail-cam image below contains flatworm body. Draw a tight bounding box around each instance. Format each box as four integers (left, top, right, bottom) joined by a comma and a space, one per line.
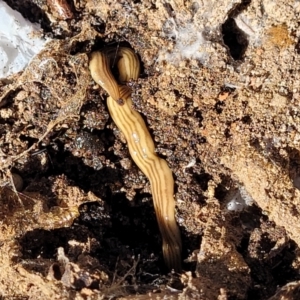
89, 47, 182, 271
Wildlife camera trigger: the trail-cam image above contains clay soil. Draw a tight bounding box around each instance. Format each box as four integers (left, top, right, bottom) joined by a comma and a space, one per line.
1, 0, 300, 299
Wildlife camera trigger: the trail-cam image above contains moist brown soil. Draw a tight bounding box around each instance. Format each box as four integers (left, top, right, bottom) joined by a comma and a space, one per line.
1, 0, 300, 299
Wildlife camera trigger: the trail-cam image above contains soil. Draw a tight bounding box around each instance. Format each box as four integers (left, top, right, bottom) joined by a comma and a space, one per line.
1, 0, 300, 299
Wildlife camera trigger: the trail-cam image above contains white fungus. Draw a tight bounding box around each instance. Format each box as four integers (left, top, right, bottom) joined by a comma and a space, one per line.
160, 18, 210, 64
226, 185, 254, 211
0, 1, 49, 79
238, 185, 254, 206
226, 189, 245, 211
183, 157, 197, 172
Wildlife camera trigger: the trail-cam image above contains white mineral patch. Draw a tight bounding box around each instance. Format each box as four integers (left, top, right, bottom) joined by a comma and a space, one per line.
158, 0, 239, 67
0, 1, 48, 78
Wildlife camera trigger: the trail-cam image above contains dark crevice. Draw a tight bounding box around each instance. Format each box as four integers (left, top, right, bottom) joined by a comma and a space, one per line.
295, 39, 300, 54
214, 174, 233, 202
19, 135, 39, 148
221, 0, 252, 61
193, 109, 203, 125
192, 172, 213, 191
91, 16, 106, 34
3, 0, 51, 32
241, 115, 252, 124
224, 127, 231, 139
215, 100, 225, 114
222, 18, 249, 60
227, 0, 252, 18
